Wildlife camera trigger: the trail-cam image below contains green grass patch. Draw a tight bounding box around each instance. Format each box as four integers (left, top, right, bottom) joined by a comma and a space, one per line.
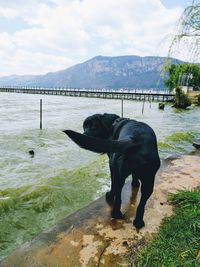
134, 188, 200, 267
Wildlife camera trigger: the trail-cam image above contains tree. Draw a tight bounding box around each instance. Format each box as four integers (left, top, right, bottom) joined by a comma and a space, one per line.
164, 63, 197, 109
169, 1, 200, 62
164, 1, 200, 109
164, 63, 200, 91
173, 87, 191, 109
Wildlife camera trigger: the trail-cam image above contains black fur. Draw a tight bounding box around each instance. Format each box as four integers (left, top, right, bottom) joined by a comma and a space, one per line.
63, 113, 160, 229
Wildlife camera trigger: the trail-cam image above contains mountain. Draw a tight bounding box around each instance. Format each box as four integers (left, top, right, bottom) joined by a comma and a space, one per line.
0, 55, 182, 89
0, 74, 41, 86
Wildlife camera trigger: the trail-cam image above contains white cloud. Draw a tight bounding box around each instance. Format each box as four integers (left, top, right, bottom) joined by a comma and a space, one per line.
0, 0, 184, 76
0, 49, 75, 76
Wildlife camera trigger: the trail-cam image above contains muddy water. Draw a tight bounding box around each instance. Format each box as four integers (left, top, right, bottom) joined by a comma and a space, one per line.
0, 92, 200, 260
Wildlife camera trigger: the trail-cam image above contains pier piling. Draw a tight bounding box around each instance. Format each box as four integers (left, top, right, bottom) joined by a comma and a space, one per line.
40, 99, 42, 129
121, 99, 124, 117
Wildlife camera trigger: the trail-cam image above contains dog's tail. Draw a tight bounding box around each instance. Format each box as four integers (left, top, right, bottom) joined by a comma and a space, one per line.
63, 130, 137, 154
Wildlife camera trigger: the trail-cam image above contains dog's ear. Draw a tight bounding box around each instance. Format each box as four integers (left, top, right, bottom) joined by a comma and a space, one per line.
100, 113, 120, 129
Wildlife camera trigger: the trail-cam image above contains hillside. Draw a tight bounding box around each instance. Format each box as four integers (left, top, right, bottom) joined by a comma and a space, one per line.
0, 55, 182, 89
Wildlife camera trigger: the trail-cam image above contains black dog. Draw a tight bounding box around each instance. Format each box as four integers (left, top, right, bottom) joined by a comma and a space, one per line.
63, 113, 160, 229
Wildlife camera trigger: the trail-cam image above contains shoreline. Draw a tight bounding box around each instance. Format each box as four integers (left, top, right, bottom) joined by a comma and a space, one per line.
0, 149, 199, 267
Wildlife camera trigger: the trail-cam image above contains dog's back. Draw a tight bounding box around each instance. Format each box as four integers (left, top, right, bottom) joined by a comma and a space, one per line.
111, 118, 160, 173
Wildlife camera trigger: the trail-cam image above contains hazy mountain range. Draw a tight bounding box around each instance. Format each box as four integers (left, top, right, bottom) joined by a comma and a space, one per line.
0, 55, 182, 89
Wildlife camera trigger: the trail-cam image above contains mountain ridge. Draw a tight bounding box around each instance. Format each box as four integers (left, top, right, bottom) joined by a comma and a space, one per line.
0, 55, 182, 89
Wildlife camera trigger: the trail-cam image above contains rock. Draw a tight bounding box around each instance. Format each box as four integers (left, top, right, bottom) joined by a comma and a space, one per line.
193, 139, 200, 149
158, 103, 165, 110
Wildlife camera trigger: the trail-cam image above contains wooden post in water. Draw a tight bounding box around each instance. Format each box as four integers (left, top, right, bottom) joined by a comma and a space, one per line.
149, 94, 152, 108
121, 99, 124, 118
40, 99, 42, 129
142, 97, 145, 114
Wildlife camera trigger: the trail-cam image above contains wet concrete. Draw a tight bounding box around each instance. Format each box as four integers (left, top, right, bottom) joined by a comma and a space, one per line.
0, 151, 200, 267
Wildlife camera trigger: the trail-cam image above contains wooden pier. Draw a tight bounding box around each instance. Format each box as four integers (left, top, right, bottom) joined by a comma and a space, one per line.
0, 86, 175, 102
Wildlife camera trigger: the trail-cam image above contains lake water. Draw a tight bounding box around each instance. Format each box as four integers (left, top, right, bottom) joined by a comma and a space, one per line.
0, 92, 200, 259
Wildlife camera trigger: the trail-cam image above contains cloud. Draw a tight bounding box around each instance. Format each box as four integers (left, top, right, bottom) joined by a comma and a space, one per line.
0, 0, 184, 76
0, 49, 75, 76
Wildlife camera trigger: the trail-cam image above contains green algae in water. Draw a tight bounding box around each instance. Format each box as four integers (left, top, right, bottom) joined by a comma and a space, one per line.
158, 130, 198, 159
0, 155, 109, 260
165, 131, 196, 143
1, 130, 199, 259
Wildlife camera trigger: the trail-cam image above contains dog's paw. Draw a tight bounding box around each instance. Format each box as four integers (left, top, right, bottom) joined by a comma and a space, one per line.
106, 191, 114, 205
133, 219, 145, 229
111, 210, 124, 219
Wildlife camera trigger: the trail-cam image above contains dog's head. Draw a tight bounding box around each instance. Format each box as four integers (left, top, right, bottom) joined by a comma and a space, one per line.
83, 113, 120, 139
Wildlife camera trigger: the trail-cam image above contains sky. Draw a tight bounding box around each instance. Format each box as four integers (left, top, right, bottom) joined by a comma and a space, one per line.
0, 0, 192, 77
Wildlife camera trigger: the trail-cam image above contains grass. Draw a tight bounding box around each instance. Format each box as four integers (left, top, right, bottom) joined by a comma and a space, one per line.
134, 187, 200, 267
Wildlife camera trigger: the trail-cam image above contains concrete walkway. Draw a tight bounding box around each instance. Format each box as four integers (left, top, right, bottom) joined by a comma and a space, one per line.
1, 151, 200, 267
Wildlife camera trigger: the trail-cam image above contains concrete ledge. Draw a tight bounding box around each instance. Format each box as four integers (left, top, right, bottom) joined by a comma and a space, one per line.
1, 151, 200, 267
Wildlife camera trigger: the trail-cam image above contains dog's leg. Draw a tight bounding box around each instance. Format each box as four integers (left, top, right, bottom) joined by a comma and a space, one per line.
106, 165, 115, 205
131, 173, 140, 188
111, 158, 127, 219
106, 155, 115, 205
111, 174, 125, 219
133, 174, 155, 229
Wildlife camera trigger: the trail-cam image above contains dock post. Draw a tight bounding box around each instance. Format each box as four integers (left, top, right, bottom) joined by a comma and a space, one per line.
142, 98, 145, 114
121, 99, 124, 118
40, 99, 42, 129
149, 94, 152, 108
